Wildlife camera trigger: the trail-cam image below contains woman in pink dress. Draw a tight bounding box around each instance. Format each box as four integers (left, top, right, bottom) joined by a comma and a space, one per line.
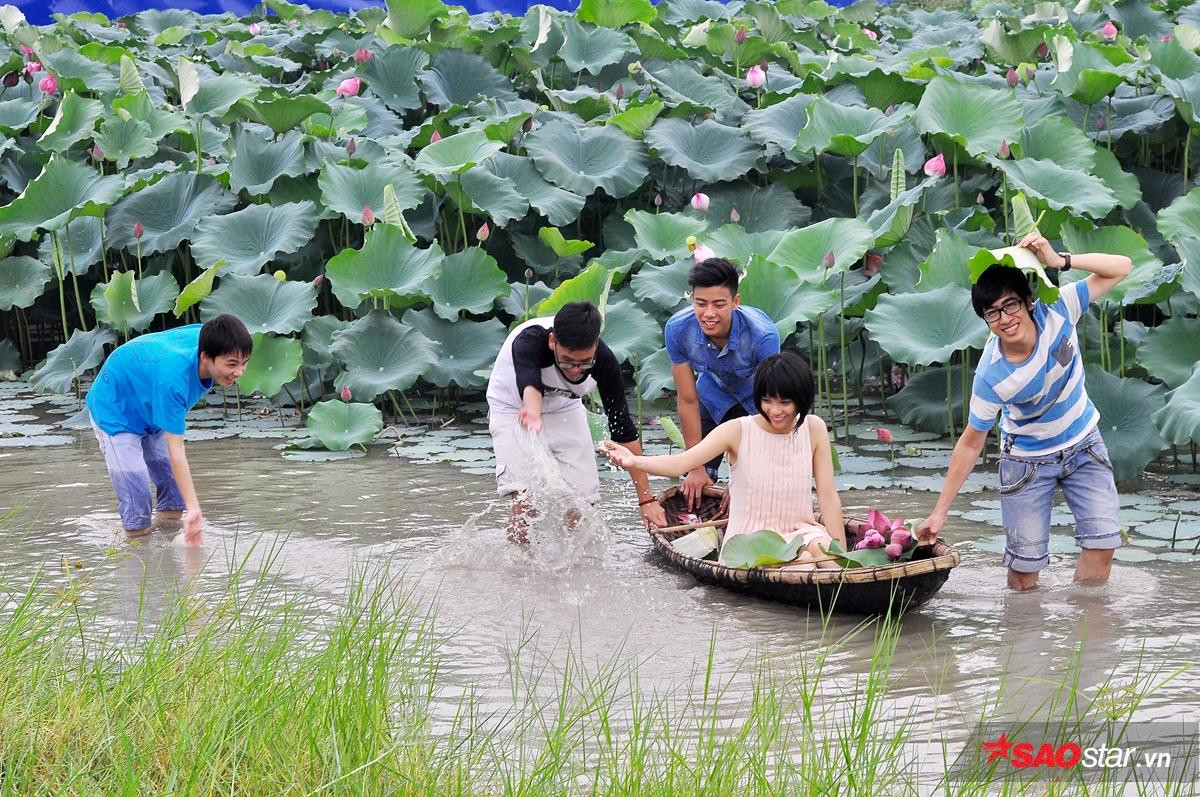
603, 352, 845, 569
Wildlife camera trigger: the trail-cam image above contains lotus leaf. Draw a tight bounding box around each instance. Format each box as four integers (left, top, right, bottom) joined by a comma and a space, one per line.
1059, 224, 1163, 305
0, 256, 51, 310
499, 280, 553, 321
106, 172, 236, 254
578, 0, 655, 27
1157, 187, 1200, 245
1153, 365, 1200, 446
318, 161, 423, 221
91, 271, 179, 332
630, 257, 691, 311
966, 246, 1058, 305
361, 46, 427, 113
403, 309, 506, 389
330, 311, 440, 399
864, 285, 989, 366
721, 529, 808, 568
30, 327, 116, 394
768, 217, 875, 279
1018, 115, 1096, 172
795, 97, 910, 159
235, 92, 332, 135
1172, 237, 1200, 298
427, 247, 510, 320
889, 364, 968, 434
536, 262, 614, 318
1136, 317, 1200, 389
601, 296, 662, 364
916, 75, 1024, 158
917, 230, 978, 292
486, 153, 586, 228
201, 273, 317, 335
455, 167, 530, 227
237, 333, 302, 398
185, 73, 258, 117
420, 49, 517, 109
41, 49, 119, 95
94, 115, 158, 170
0, 156, 124, 241
325, 226, 443, 309
739, 257, 836, 340
525, 118, 648, 198
994, 158, 1117, 219
647, 118, 760, 183
174, 259, 223, 317
1089, 147, 1141, 209
413, 129, 505, 179
38, 92, 104, 153
670, 525, 719, 559
301, 315, 348, 369
605, 98, 665, 140
701, 226, 789, 266
190, 201, 318, 274
641, 61, 740, 113
539, 227, 594, 259
1053, 40, 1128, 106
559, 18, 633, 74
703, 184, 810, 235
305, 399, 383, 451
625, 209, 707, 262
228, 128, 307, 195
1086, 364, 1166, 482
0, 99, 41, 133
741, 93, 809, 160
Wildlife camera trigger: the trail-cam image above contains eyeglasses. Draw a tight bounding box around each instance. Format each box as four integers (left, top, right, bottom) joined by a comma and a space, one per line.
555, 353, 596, 371
982, 298, 1024, 324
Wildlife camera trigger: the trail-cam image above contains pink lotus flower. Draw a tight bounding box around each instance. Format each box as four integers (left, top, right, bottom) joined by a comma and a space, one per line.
361, 205, 375, 226
614, 83, 624, 99
90, 144, 104, 160
19, 44, 32, 57
476, 221, 490, 242
885, 542, 903, 559
923, 152, 946, 177
133, 220, 144, 239
735, 27, 747, 44
890, 528, 915, 550
822, 250, 835, 269
677, 512, 702, 524
313, 274, 325, 287
730, 207, 740, 223
346, 137, 356, 156
38, 74, 57, 94
653, 193, 663, 207
692, 243, 716, 262
876, 427, 893, 444
745, 64, 765, 89
863, 530, 886, 549
855, 539, 870, 550
430, 130, 442, 143
24, 61, 41, 75
862, 27, 877, 41
335, 77, 361, 97
998, 139, 1011, 159
1162, 34, 1173, 42
340, 385, 352, 401
249, 21, 261, 35
1025, 64, 1036, 81
1036, 42, 1049, 58
864, 252, 883, 276
353, 48, 372, 63
116, 20, 125, 28
1006, 66, 1018, 88
690, 192, 710, 212
1101, 20, 1118, 39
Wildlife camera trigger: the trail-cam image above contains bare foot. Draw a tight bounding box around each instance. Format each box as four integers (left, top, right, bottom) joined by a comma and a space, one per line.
1008, 569, 1039, 591
125, 526, 151, 539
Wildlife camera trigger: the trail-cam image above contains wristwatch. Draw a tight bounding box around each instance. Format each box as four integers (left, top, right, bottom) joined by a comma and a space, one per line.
1058, 251, 1072, 271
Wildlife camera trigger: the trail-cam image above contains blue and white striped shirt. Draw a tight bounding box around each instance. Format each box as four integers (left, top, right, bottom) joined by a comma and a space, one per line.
967, 280, 1098, 455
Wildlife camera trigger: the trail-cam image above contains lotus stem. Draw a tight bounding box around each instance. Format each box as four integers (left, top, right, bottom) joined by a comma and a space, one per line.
952, 148, 959, 209
838, 271, 849, 444
632, 353, 644, 445
99, 218, 110, 283
945, 360, 956, 438
1106, 95, 1114, 150
235, 388, 242, 425
455, 176, 468, 253
401, 391, 419, 424
852, 157, 859, 216
64, 220, 88, 332
1185, 126, 1192, 189
1001, 173, 1009, 240
387, 390, 405, 424
135, 237, 143, 280
194, 120, 203, 175
817, 316, 828, 423
50, 231, 69, 342
857, 335, 867, 416
1171, 512, 1182, 550
1118, 315, 1125, 377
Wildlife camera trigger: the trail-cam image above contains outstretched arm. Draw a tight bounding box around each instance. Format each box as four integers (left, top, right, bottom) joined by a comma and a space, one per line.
916, 425, 988, 543
602, 420, 741, 477
672, 362, 712, 508
1019, 232, 1132, 303
808, 417, 846, 546
165, 433, 204, 545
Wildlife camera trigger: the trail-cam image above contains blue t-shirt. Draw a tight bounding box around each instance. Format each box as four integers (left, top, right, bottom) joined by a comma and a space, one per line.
86, 325, 214, 436
664, 305, 781, 421
967, 280, 1098, 455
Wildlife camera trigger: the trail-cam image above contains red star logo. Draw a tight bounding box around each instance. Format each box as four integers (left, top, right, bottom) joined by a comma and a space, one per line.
981, 732, 1013, 764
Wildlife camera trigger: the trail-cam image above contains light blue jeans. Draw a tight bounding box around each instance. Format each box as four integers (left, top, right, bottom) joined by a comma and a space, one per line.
999, 427, 1121, 573
91, 423, 184, 531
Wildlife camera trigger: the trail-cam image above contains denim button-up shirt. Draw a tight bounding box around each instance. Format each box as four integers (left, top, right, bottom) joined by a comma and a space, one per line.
664, 305, 780, 421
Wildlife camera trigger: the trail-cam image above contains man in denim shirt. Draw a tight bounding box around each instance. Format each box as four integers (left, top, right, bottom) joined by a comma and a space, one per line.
664, 258, 780, 509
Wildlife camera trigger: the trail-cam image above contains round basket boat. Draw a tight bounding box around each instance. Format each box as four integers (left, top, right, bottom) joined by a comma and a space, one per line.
650, 486, 960, 615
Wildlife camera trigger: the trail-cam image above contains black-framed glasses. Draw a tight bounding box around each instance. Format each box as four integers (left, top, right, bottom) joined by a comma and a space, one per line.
983, 298, 1024, 324
555, 353, 596, 371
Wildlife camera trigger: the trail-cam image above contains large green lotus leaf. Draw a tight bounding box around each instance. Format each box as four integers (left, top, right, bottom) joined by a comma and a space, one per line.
863, 285, 989, 366
94, 115, 158, 170
331, 311, 440, 399
536, 261, 614, 317
185, 73, 258, 117
174, 260, 223, 317
420, 49, 517, 109
625, 209, 708, 262
237, 332, 302, 398
91, 271, 179, 332
767, 217, 875, 279
487, 153, 585, 227
425, 246, 510, 320
381, 0, 448, 37
539, 227, 593, 258
889, 364, 969, 434
602, 295, 662, 364
0, 256, 51, 310
525, 119, 648, 198
228, 128, 307, 195
794, 97, 909, 159
235, 92, 332, 135
1172, 237, 1200, 298
301, 315, 348, 372
739, 256, 836, 339
112, 91, 188, 142
1136, 317, 1200, 389
190, 201, 318, 274
702, 184, 810, 234
741, 93, 810, 160
318, 161, 423, 221
30, 327, 116, 394
1064, 89, 1173, 143
1108, 0, 1171, 39
578, 0, 655, 26
966, 246, 1059, 306
867, 178, 929, 248
1153, 365, 1200, 447
305, 399, 383, 451
1090, 146, 1141, 210
994, 158, 1117, 219
916, 75, 1024, 158
604, 97, 665, 140
917, 229, 978, 292
455, 167, 530, 226
41, 49, 118, 95
1157, 188, 1200, 245
37, 91, 104, 153
106, 172, 236, 255
413, 129, 505, 179
361, 46, 427, 113
644, 118, 760, 183
0, 99, 41, 133
721, 529, 807, 568
642, 61, 740, 113
637, 346, 675, 399
630, 257, 691, 311
1018, 115, 1096, 172
1059, 223, 1163, 306
402, 308, 506, 389
200, 273, 317, 335
979, 18, 1051, 65
1052, 40, 1129, 106
702, 226, 789, 266
0, 156, 125, 240
559, 18, 633, 74
325, 226, 443, 308
1086, 364, 1166, 482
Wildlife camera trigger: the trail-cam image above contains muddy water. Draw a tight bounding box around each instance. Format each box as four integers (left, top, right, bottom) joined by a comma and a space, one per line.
2, 419, 1198, 775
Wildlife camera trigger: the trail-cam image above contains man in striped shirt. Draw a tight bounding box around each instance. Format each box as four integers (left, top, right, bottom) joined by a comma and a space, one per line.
917, 233, 1132, 590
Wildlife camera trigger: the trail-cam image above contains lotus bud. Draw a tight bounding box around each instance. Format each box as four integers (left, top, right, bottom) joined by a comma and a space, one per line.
876, 427, 893, 443
353, 48, 372, 63
628, 60, 642, 76
891, 528, 915, 550
745, 64, 766, 89
690, 192, 710, 212
116, 20, 125, 28
313, 273, 325, 287
273, 269, 286, 281
855, 539, 870, 550
2, 71, 17, 88
22, 72, 31, 85
38, 74, 57, 94
346, 137, 356, 155
90, 143, 104, 160
430, 130, 442, 143
1162, 34, 1173, 42
524, 267, 534, 280
885, 542, 903, 559
864, 251, 883, 276
1101, 20, 1118, 39
249, 21, 261, 35
1097, 114, 1107, 130
865, 531, 886, 549
693, 243, 716, 262
1036, 42, 1049, 59
340, 385, 352, 401
862, 27, 877, 41
822, 250, 835, 269
735, 27, 747, 44
923, 152, 946, 177
998, 139, 1011, 159
614, 82, 625, 99
884, 104, 895, 115
477, 221, 490, 242
654, 192, 663, 207
686, 235, 698, 251
19, 44, 32, 57
1024, 64, 1036, 81
730, 207, 740, 223
24, 61, 41, 75
361, 205, 375, 226
133, 220, 144, 239
335, 77, 361, 97
1006, 66, 1018, 88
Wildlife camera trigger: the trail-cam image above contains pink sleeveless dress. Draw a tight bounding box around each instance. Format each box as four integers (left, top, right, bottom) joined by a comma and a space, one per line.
721, 415, 830, 562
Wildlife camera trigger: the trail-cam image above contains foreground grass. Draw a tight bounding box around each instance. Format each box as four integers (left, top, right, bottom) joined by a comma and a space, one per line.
0, 539, 1189, 795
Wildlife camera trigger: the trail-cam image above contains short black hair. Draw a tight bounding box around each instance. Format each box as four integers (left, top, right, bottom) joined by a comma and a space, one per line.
753, 351, 815, 429
688, 257, 739, 295
199, 314, 252, 359
552, 301, 602, 350
971, 266, 1033, 318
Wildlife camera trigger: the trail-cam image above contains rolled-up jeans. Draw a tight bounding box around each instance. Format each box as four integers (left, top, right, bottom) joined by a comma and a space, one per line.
91, 423, 185, 531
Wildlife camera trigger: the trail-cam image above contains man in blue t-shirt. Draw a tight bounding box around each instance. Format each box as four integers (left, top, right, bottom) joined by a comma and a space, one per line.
86, 315, 252, 545
917, 233, 1132, 590
664, 258, 780, 509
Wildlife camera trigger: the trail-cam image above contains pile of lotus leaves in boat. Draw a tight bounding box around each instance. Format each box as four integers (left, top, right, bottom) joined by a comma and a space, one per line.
0, 0, 1198, 473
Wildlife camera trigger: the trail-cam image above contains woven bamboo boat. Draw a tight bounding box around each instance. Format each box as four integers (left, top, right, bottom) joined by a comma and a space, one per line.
650, 486, 960, 615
